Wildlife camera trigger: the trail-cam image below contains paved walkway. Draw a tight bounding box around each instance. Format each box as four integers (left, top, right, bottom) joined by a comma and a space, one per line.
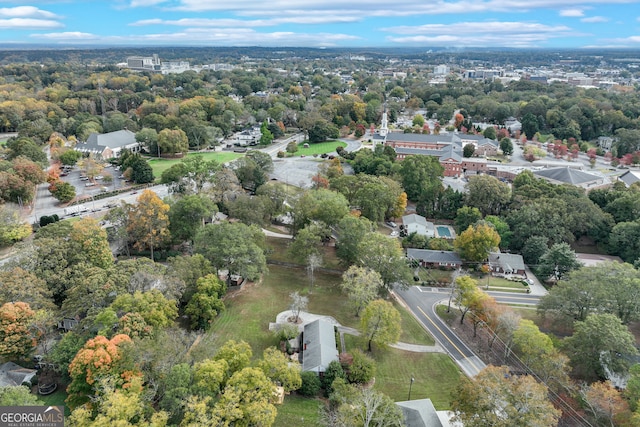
262, 228, 293, 239
272, 310, 444, 354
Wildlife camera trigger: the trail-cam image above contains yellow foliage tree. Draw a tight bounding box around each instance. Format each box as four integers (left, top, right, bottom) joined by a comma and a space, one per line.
127, 190, 171, 260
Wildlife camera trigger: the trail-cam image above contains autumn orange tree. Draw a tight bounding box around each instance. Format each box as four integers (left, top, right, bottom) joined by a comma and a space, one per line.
67, 334, 134, 409
127, 190, 171, 260
0, 302, 36, 360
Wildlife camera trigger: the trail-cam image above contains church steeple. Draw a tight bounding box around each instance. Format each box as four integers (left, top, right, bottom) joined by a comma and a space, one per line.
380, 102, 388, 137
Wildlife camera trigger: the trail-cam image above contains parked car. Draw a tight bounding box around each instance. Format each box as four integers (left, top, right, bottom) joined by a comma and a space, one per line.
386, 221, 397, 228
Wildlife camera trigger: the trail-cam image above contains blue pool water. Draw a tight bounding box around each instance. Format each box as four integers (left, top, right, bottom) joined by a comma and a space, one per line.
436, 226, 452, 237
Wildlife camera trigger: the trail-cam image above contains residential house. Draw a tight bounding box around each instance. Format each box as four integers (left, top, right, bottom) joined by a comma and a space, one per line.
231, 126, 262, 146
301, 319, 339, 374
402, 214, 435, 238
504, 117, 522, 135
488, 252, 526, 278
618, 170, 640, 188
597, 136, 615, 152
57, 317, 78, 332
74, 129, 140, 159
396, 398, 450, 427
0, 362, 37, 388
407, 249, 462, 269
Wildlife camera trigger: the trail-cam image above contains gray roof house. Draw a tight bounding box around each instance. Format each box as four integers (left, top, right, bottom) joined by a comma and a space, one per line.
618, 170, 640, 188
0, 362, 37, 387
402, 214, 435, 238
533, 167, 609, 190
407, 249, 462, 269
488, 252, 526, 277
301, 319, 339, 374
74, 129, 140, 159
396, 399, 447, 427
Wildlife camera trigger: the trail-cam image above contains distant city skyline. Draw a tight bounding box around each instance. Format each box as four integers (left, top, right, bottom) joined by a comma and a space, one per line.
0, 1, 639, 49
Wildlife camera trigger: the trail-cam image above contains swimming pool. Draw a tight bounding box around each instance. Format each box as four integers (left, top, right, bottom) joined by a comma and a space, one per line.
436, 226, 452, 238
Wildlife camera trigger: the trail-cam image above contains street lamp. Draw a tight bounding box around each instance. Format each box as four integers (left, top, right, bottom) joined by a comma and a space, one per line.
408, 376, 415, 401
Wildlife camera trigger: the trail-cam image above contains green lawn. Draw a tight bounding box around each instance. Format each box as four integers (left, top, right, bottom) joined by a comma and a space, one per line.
208, 264, 354, 353
265, 237, 343, 272
395, 300, 435, 346
416, 267, 454, 283
291, 140, 347, 157
469, 273, 528, 292
37, 390, 70, 415
274, 395, 324, 426
344, 335, 461, 410
147, 151, 244, 178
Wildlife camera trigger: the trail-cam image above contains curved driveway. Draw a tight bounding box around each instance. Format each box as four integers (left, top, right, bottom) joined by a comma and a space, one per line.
394, 286, 486, 377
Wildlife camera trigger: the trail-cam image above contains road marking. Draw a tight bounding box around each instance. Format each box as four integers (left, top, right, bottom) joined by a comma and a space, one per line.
417, 305, 481, 374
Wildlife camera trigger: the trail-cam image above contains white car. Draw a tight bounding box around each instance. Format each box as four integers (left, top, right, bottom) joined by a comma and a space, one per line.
390, 231, 399, 237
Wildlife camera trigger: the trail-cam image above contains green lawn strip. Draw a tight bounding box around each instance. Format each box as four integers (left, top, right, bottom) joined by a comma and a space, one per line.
147, 151, 244, 178
416, 267, 453, 283
471, 274, 528, 291
395, 300, 436, 346
274, 395, 324, 426
343, 335, 460, 410
435, 304, 457, 324
292, 140, 346, 157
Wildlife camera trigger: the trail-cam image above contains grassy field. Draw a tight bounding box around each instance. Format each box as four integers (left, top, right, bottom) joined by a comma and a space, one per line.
147, 151, 244, 178
37, 389, 70, 415
265, 236, 343, 271
274, 395, 324, 426
209, 264, 353, 352
291, 140, 347, 157
344, 335, 461, 410
395, 300, 435, 346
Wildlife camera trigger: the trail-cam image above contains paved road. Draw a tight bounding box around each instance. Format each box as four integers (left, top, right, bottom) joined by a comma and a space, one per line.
486, 291, 541, 306
394, 286, 486, 377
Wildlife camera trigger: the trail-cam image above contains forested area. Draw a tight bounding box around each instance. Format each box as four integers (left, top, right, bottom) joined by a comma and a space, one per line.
1, 49, 640, 426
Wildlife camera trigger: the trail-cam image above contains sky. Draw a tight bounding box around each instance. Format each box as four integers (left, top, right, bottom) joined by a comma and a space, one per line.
0, 0, 640, 49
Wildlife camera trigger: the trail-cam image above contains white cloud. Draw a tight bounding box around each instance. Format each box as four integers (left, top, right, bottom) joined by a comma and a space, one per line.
606, 35, 640, 45
166, 0, 636, 17
384, 21, 572, 35
31, 31, 98, 40
383, 21, 580, 47
129, 0, 169, 6
0, 18, 63, 29
559, 8, 584, 17
0, 6, 59, 19
29, 28, 360, 47
581, 16, 609, 22
131, 15, 361, 27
